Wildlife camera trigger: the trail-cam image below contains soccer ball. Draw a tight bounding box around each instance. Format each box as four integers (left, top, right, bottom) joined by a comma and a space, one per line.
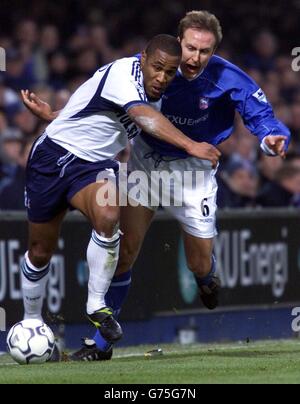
7, 319, 55, 365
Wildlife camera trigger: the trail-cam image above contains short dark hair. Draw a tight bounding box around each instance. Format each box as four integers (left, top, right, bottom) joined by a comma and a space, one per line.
145, 34, 182, 57
178, 10, 223, 48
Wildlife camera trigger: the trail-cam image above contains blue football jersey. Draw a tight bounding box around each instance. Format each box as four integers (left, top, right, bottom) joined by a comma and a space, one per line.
140, 55, 291, 158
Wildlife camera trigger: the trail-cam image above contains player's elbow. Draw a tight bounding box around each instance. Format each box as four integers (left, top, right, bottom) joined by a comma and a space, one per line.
128, 105, 159, 135
127, 104, 153, 121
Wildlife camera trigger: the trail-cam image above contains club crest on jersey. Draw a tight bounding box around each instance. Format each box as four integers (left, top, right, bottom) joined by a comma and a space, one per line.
199, 97, 209, 110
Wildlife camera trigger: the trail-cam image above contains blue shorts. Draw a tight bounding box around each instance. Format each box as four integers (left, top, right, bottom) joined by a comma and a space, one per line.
25, 135, 119, 223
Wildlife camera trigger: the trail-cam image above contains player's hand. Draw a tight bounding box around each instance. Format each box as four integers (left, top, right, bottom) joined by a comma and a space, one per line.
21, 90, 54, 122
187, 141, 221, 168
264, 135, 287, 158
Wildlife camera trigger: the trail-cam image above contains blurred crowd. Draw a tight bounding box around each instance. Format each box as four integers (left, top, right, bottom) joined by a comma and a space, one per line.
0, 0, 300, 211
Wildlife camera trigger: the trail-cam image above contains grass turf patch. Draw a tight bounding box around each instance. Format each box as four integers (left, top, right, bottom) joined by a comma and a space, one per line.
1, 340, 300, 384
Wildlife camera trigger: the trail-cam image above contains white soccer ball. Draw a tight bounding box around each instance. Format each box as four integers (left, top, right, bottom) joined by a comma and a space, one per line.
7, 319, 55, 365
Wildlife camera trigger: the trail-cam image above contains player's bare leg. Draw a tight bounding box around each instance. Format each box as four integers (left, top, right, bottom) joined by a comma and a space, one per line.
183, 232, 220, 310
21, 210, 67, 321
28, 210, 67, 267
70, 179, 123, 344
71, 179, 120, 237
116, 203, 156, 275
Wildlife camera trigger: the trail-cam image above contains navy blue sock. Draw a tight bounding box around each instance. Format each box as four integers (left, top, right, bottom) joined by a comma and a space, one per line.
194, 255, 216, 287
94, 270, 132, 351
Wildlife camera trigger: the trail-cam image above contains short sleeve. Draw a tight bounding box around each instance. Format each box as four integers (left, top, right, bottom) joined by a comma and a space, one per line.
101, 58, 149, 111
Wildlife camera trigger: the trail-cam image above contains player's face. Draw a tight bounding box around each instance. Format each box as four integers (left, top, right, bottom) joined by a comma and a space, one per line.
179, 29, 216, 80
141, 49, 180, 100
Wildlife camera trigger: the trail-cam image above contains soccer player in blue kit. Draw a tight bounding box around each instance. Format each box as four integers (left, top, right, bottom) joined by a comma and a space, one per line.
82, 10, 290, 360
19, 34, 221, 360
23, 11, 290, 361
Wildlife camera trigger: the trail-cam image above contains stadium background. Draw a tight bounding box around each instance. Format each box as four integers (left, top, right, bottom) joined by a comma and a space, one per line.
0, 0, 300, 351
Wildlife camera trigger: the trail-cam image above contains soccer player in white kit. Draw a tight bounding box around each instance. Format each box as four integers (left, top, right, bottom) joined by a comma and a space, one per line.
24, 12, 289, 361
20, 34, 221, 359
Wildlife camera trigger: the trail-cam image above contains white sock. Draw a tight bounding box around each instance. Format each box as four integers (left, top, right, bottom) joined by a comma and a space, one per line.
86, 230, 121, 315
21, 251, 51, 321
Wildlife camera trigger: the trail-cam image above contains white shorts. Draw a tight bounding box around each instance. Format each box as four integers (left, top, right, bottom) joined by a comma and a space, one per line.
127, 136, 218, 238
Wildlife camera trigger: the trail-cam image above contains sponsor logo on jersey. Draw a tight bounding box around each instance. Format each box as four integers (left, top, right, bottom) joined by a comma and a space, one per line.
199, 97, 209, 110
116, 111, 141, 139
165, 114, 209, 126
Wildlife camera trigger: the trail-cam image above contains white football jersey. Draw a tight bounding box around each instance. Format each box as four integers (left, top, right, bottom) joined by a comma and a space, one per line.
46, 57, 148, 162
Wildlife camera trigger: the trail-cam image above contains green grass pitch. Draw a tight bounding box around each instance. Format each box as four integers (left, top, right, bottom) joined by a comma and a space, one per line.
1, 340, 300, 384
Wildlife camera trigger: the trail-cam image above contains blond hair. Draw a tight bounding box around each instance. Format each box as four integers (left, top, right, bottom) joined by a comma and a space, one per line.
178, 11, 223, 48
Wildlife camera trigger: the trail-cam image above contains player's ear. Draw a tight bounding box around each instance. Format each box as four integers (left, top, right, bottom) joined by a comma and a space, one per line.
141, 50, 147, 68
212, 39, 218, 55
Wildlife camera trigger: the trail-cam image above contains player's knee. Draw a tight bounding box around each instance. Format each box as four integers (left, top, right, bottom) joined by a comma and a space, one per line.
187, 255, 212, 278
93, 207, 120, 237
29, 243, 52, 268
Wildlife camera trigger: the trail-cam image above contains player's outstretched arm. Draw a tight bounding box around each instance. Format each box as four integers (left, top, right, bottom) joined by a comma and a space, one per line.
21, 90, 59, 122
128, 104, 221, 168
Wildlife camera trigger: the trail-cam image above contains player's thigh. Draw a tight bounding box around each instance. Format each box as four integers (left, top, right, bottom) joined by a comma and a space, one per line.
116, 204, 155, 274
70, 180, 120, 236
28, 209, 67, 264
183, 231, 214, 274
164, 164, 218, 240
